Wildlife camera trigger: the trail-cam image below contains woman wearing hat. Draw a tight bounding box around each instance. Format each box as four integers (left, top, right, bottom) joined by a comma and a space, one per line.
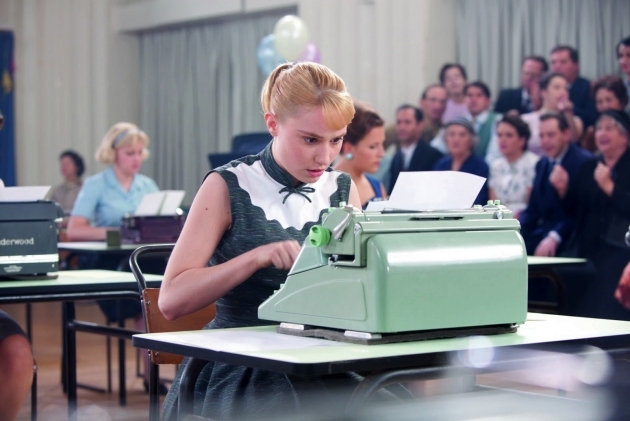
433, 117, 489, 205
560, 110, 630, 320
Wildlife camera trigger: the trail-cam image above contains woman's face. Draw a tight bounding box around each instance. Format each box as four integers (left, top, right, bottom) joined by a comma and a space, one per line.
595, 88, 623, 112
266, 107, 346, 184
114, 143, 145, 176
595, 115, 628, 157
60, 156, 78, 180
542, 76, 569, 110
346, 126, 385, 174
497, 122, 525, 159
444, 124, 473, 157
618, 44, 630, 77
443, 67, 466, 97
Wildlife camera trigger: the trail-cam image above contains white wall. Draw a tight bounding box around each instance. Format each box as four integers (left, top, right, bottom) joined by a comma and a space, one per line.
5, 0, 456, 186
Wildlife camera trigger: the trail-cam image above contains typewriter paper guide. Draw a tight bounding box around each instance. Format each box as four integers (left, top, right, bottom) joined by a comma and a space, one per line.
368, 171, 486, 211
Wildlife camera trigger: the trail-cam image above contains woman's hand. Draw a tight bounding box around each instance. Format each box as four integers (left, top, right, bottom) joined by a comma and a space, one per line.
614, 261, 630, 310
255, 240, 301, 270
594, 162, 614, 196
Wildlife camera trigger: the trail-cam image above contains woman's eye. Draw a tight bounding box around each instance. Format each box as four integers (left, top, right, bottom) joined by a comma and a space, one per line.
305, 137, 317, 144
331, 137, 343, 145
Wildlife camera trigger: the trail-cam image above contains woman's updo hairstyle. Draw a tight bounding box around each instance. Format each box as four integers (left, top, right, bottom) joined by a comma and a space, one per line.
261, 62, 355, 130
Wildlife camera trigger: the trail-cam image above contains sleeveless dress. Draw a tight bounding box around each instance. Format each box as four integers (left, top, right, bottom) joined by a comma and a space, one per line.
363, 174, 383, 209
162, 143, 353, 420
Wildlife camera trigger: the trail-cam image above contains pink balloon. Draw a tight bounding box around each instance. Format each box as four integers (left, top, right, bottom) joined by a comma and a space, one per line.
298, 42, 321, 63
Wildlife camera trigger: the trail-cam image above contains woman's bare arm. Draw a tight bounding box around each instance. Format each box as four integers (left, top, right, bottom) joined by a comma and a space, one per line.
66, 216, 108, 241
158, 173, 300, 320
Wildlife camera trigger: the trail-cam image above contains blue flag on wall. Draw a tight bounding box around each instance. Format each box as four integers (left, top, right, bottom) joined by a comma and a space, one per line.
0, 31, 15, 186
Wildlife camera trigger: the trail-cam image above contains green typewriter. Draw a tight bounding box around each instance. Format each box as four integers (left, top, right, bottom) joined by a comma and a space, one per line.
258, 201, 528, 344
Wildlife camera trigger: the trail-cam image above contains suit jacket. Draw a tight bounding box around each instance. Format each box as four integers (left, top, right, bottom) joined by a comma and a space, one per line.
569, 76, 597, 128
564, 148, 630, 258
388, 140, 443, 194
494, 87, 529, 115
519, 143, 593, 254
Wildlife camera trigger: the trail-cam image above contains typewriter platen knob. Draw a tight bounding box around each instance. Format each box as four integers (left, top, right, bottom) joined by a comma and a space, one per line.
309, 225, 331, 247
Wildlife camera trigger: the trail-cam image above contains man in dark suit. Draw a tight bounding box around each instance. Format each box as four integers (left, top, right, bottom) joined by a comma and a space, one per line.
494, 56, 548, 115
388, 105, 443, 194
550, 45, 597, 128
519, 112, 593, 256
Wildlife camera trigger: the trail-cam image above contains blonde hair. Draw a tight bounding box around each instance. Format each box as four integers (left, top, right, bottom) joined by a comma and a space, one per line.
261, 62, 354, 130
95, 122, 150, 164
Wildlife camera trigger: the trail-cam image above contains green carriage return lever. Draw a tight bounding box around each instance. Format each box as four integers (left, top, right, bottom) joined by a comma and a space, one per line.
309, 225, 331, 247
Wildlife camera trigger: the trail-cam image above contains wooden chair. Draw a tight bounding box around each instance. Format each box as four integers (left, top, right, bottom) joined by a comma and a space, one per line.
130, 244, 216, 421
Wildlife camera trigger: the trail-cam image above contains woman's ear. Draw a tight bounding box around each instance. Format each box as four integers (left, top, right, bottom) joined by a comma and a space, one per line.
341, 143, 352, 155
264, 112, 279, 137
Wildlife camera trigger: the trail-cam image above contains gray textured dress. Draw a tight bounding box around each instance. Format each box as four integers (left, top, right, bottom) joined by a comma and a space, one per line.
162, 143, 352, 420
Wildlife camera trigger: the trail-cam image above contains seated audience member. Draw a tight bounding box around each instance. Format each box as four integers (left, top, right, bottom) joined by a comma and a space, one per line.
418, 84, 448, 142
495, 56, 548, 115
560, 110, 630, 320
388, 105, 443, 194
549, 45, 597, 127
48, 150, 85, 227
439, 63, 468, 122
489, 115, 539, 217
581, 75, 629, 152
519, 112, 592, 256
433, 118, 489, 205
67, 122, 162, 393
521, 72, 583, 156
618, 36, 630, 114
431, 81, 501, 161
335, 101, 387, 208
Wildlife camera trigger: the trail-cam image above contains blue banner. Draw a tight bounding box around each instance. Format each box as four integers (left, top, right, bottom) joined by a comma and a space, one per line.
0, 31, 15, 186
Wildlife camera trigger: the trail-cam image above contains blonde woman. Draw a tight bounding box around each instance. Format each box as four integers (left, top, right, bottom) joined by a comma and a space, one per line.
67, 122, 158, 240
159, 62, 361, 420
67, 122, 161, 392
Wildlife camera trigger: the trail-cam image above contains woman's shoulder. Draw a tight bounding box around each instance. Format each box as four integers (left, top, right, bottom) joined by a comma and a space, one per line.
520, 151, 541, 165
82, 169, 109, 187
434, 155, 451, 169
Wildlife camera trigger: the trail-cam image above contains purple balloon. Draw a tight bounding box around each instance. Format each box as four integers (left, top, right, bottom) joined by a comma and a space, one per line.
298, 42, 321, 63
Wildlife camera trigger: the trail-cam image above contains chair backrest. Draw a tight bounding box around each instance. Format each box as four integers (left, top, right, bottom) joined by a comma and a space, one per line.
130, 244, 216, 364
231, 132, 272, 155
207, 152, 245, 169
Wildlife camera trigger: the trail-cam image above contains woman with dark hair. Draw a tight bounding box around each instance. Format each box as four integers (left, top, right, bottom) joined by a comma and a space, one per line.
488, 115, 539, 217
49, 150, 85, 221
521, 72, 583, 155
334, 101, 386, 208
617, 36, 630, 113
439, 63, 468, 122
581, 75, 629, 152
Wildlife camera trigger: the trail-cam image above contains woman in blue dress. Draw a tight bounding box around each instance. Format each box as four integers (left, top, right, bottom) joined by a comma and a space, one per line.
334, 101, 387, 208
434, 117, 490, 205
159, 62, 362, 420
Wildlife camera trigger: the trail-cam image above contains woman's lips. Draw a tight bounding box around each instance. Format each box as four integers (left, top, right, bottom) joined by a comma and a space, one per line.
307, 169, 325, 177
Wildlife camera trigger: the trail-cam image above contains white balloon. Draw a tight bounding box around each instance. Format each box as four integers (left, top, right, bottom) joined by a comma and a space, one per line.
273, 15, 309, 62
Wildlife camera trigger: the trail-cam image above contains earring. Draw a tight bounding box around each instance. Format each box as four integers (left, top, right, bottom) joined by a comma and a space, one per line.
345, 153, 353, 160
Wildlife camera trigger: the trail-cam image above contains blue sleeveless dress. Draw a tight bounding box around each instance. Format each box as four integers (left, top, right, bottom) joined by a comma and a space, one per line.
162, 143, 353, 420
363, 174, 383, 209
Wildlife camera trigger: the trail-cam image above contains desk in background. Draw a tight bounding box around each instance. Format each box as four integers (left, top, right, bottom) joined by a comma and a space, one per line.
0, 269, 162, 420
527, 256, 587, 314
